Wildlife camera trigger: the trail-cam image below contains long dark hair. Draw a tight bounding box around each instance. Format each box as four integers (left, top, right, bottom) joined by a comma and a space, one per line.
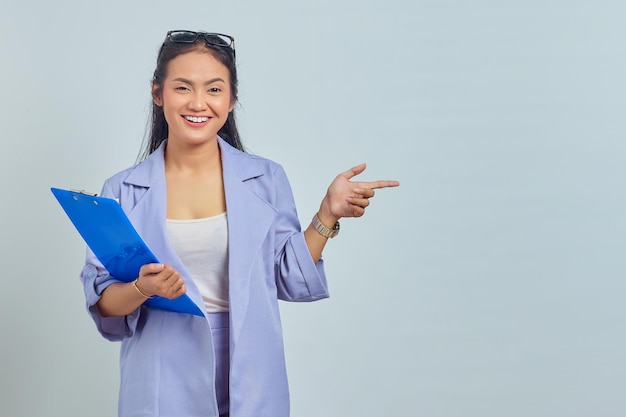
138, 33, 244, 161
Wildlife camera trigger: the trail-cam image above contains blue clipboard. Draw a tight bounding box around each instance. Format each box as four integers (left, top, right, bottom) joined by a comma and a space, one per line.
51, 187, 204, 317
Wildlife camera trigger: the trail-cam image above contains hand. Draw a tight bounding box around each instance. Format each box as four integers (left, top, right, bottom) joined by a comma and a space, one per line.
135, 263, 186, 300
318, 163, 400, 225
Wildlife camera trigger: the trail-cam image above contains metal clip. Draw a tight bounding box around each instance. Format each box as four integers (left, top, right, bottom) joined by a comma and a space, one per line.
70, 189, 98, 196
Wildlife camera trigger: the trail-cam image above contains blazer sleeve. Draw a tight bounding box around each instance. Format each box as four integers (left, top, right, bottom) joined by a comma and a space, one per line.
78, 180, 141, 342
272, 164, 330, 302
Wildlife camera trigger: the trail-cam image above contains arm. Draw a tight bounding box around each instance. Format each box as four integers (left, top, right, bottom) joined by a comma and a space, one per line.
272, 165, 329, 301
304, 163, 400, 261
85, 180, 187, 317
97, 263, 187, 317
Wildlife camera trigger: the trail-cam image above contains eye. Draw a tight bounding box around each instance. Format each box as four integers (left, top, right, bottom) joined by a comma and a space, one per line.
175, 86, 190, 92
208, 87, 222, 93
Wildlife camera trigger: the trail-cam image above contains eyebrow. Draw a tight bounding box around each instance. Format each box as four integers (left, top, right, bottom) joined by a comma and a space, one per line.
172, 77, 226, 85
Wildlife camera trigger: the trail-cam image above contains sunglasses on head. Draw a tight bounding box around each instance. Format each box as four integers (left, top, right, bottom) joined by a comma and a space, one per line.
166, 30, 236, 58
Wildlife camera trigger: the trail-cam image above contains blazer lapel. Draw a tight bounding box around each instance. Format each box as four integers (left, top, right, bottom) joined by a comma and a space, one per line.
122, 143, 206, 314
219, 138, 277, 345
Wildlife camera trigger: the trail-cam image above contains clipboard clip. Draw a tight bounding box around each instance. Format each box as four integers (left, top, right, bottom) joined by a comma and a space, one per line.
70, 189, 98, 196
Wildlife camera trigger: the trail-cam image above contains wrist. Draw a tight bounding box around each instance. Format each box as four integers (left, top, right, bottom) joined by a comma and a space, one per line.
311, 212, 340, 239
318, 200, 339, 227
132, 278, 155, 299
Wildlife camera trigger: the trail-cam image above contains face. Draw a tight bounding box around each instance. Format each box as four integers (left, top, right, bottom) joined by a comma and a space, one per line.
153, 49, 235, 147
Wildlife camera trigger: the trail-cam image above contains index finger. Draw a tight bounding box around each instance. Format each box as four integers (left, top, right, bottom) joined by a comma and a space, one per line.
356, 180, 400, 190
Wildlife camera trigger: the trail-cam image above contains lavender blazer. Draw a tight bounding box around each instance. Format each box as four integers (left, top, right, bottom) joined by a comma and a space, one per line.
80, 137, 329, 417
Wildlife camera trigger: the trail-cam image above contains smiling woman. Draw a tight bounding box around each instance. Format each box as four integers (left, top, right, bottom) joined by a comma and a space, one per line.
78, 30, 399, 417
143, 31, 243, 159
154, 52, 235, 151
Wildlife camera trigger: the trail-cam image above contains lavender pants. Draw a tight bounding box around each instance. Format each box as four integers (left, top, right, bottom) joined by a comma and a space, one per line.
208, 312, 230, 417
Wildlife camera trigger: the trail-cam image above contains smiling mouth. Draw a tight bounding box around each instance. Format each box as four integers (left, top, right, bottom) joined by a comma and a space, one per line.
183, 115, 210, 123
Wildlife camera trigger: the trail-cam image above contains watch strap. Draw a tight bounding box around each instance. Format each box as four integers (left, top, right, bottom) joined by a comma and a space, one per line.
311, 213, 340, 238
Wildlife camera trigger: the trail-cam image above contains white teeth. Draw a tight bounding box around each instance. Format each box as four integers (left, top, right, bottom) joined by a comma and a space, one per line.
184, 116, 209, 123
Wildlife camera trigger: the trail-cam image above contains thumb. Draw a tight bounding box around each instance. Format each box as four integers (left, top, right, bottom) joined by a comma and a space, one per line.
340, 163, 366, 180
143, 263, 165, 274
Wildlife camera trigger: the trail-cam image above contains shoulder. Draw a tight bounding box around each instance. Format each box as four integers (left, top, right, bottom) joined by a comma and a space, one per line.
101, 144, 165, 197
219, 140, 295, 207
100, 156, 154, 199
99, 165, 135, 198
241, 152, 284, 176
105, 165, 138, 185
219, 138, 285, 178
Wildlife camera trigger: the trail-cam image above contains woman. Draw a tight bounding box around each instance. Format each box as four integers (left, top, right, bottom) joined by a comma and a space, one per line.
80, 30, 399, 417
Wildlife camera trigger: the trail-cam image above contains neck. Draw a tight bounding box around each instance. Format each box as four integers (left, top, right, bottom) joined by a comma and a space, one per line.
164, 138, 221, 174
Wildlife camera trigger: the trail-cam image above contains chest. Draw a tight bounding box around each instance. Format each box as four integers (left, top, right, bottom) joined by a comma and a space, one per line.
165, 172, 226, 219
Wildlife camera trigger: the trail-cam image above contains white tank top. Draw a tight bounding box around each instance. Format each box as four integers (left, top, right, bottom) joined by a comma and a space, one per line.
166, 213, 229, 313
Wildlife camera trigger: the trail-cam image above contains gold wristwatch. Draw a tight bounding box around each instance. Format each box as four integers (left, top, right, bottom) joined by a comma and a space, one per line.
311, 213, 340, 238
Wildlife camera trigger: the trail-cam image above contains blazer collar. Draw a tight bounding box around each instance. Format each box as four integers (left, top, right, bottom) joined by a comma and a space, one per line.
124, 137, 265, 188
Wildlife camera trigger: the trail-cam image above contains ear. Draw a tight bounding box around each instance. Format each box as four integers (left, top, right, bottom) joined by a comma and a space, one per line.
152, 81, 163, 107
228, 99, 236, 113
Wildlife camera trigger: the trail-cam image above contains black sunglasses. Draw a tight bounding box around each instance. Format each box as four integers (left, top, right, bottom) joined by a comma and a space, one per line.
166, 30, 236, 58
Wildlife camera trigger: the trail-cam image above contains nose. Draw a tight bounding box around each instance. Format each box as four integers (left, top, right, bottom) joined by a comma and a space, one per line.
189, 91, 208, 111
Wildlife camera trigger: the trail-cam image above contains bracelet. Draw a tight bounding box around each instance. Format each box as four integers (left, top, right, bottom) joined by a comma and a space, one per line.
311, 213, 340, 239
132, 279, 155, 299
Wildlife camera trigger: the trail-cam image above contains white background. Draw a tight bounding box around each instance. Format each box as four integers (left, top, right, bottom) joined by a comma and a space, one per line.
1, 1, 625, 416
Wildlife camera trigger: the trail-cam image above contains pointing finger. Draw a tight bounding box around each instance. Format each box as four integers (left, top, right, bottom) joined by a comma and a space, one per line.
357, 180, 400, 190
